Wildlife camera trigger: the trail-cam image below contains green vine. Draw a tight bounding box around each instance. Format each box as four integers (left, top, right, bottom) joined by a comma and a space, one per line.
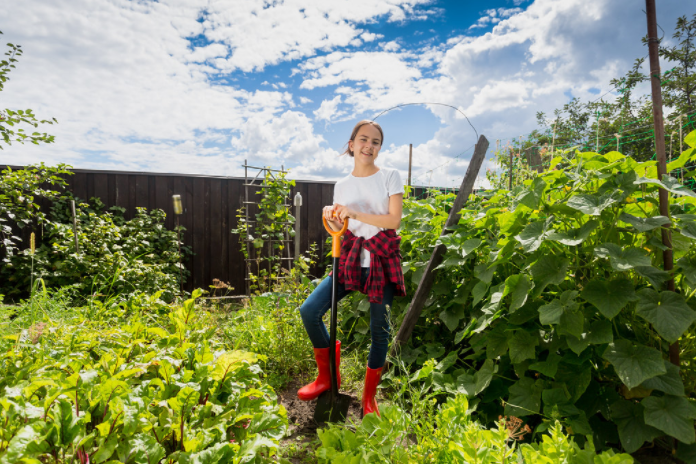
232, 169, 296, 294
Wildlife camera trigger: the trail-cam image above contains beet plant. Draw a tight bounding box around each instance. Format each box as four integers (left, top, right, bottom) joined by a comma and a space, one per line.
0, 289, 287, 463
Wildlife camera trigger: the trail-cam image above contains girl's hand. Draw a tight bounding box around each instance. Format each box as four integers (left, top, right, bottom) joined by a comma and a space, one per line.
323, 205, 343, 230
333, 204, 357, 222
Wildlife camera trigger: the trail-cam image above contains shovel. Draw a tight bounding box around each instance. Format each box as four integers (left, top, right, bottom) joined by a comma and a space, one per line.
314, 212, 352, 425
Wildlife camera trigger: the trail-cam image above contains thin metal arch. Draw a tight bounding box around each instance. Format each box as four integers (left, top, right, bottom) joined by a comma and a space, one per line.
372, 102, 478, 140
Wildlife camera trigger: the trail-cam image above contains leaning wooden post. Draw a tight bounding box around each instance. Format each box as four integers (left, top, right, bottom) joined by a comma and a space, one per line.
408, 144, 413, 198
646, 0, 678, 366
391, 135, 489, 355
70, 200, 80, 254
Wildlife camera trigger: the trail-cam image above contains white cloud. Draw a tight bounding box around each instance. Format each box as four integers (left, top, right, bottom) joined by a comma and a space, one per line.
299, 96, 313, 104
313, 95, 344, 122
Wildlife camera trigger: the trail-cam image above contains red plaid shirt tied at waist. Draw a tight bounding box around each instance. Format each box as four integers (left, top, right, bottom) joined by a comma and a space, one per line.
333, 229, 406, 303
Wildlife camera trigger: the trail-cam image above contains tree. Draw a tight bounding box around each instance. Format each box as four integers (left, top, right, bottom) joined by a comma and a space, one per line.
660, 15, 696, 117
0, 30, 56, 149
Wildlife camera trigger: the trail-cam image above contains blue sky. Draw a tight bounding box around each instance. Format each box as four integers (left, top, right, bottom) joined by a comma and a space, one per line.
2, 0, 693, 188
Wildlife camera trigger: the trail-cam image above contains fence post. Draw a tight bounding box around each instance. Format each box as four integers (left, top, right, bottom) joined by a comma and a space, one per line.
70, 200, 79, 254
646, 0, 678, 367
407, 144, 413, 197
294, 192, 302, 262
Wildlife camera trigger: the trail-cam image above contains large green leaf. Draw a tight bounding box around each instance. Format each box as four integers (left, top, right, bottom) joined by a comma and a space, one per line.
508, 330, 539, 364
635, 175, 696, 198
618, 213, 671, 232
642, 395, 696, 444
504, 377, 544, 417
179, 442, 237, 464
515, 217, 554, 252
634, 266, 670, 289
679, 221, 696, 240
580, 278, 637, 319
641, 360, 685, 396
460, 238, 482, 258
530, 255, 568, 295
610, 399, 662, 454
547, 220, 598, 246
636, 289, 696, 343
0, 423, 49, 464
567, 193, 618, 215
542, 388, 580, 417
602, 340, 666, 389
126, 434, 166, 464
503, 274, 532, 312
685, 129, 696, 148
516, 177, 547, 209
565, 319, 613, 356
538, 291, 582, 339
676, 256, 696, 288
529, 353, 561, 378
594, 243, 651, 271
457, 359, 496, 396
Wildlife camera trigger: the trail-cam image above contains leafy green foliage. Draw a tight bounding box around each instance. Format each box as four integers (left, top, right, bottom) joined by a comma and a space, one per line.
346, 133, 696, 454
0, 31, 57, 148
0, 163, 72, 262
315, 394, 633, 463
2, 197, 191, 302
0, 290, 287, 463
232, 169, 296, 294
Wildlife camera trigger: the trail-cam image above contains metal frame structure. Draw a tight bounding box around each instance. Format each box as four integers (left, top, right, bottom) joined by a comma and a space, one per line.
242, 161, 294, 295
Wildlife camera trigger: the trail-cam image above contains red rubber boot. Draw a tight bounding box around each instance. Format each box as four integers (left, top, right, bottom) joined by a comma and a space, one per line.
297, 341, 341, 401
361, 366, 383, 417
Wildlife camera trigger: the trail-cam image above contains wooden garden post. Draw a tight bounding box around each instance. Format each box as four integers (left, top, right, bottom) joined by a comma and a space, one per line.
391, 135, 489, 355
646, 0, 679, 366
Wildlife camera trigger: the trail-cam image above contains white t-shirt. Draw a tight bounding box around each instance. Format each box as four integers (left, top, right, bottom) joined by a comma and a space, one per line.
333, 168, 404, 267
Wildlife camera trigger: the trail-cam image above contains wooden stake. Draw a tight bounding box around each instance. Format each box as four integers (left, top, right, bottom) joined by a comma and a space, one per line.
646, 0, 678, 367
408, 143, 413, 197
390, 135, 489, 355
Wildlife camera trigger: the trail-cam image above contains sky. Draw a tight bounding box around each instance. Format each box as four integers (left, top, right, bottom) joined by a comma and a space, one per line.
1, 0, 694, 189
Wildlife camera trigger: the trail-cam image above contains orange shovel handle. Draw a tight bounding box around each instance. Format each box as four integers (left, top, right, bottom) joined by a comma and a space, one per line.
322, 213, 349, 257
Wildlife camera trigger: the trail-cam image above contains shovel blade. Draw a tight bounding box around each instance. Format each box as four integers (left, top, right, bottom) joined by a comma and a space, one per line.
314, 390, 351, 426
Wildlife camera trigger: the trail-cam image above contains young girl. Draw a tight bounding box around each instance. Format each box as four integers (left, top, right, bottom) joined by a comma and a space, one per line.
297, 120, 406, 418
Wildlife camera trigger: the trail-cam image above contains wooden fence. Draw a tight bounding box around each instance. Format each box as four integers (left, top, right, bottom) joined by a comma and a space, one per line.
3, 166, 445, 295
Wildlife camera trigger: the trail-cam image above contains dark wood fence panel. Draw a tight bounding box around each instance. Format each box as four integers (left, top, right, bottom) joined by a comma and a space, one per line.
2, 165, 455, 295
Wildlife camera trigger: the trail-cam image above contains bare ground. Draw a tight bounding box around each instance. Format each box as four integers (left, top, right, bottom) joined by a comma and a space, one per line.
276, 379, 363, 463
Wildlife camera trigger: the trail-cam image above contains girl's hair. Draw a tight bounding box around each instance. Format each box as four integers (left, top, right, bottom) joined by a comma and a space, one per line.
342, 120, 384, 157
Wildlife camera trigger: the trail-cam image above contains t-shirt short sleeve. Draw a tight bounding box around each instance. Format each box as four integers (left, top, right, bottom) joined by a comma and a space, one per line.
387, 169, 405, 197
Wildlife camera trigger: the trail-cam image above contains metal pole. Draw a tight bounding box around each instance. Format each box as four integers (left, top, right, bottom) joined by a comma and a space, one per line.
244, 160, 250, 296
508, 142, 513, 190
596, 111, 600, 152
407, 143, 413, 197
646, 0, 678, 366
294, 192, 302, 262
551, 122, 557, 154
70, 200, 79, 254
172, 194, 183, 296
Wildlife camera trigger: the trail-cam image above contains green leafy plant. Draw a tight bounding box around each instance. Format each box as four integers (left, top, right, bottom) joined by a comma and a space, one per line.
232, 169, 296, 294
316, 394, 633, 463
0, 31, 57, 149
0, 289, 288, 463
340, 130, 696, 456
2, 196, 191, 303
0, 163, 72, 262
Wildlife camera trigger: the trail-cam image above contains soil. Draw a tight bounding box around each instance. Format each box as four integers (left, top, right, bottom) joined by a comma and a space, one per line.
277, 379, 363, 436
632, 447, 686, 464
276, 379, 363, 463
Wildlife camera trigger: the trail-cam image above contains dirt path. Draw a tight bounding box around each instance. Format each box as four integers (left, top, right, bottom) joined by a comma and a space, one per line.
276, 380, 363, 463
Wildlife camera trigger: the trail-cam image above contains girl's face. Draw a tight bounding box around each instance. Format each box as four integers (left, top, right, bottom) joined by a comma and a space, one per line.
349, 124, 382, 165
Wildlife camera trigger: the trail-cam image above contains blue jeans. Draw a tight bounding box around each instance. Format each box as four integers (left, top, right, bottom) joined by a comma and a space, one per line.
299, 267, 394, 369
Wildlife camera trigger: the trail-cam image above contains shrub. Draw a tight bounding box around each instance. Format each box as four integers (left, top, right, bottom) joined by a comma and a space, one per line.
2, 197, 191, 302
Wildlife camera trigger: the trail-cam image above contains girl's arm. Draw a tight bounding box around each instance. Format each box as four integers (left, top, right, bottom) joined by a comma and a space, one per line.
333, 194, 403, 230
